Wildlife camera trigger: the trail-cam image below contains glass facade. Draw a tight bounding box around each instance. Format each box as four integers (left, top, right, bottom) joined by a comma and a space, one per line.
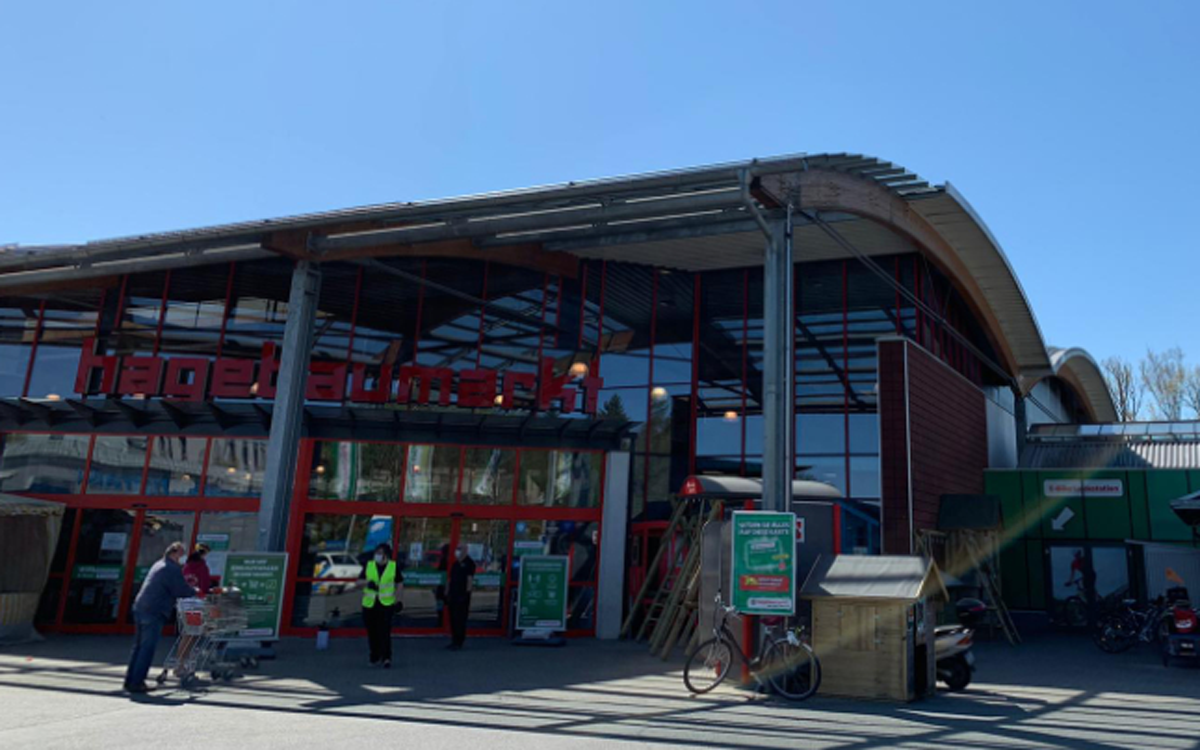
2, 247, 1014, 635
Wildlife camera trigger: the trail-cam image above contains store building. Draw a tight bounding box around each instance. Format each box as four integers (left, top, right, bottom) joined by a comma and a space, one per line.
988, 422, 1200, 625
0, 153, 1115, 638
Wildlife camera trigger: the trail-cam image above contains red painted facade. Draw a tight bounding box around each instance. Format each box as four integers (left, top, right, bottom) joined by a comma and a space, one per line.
879, 338, 989, 554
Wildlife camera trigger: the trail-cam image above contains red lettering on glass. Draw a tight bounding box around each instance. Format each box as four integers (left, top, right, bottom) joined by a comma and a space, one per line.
211, 359, 256, 398
162, 358, 210, 402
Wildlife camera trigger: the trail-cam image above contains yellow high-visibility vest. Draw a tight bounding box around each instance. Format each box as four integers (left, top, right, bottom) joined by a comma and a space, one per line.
363, 560, 397, 608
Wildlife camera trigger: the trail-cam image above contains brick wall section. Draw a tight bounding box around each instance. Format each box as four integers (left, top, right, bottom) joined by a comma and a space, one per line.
878, 339, 988, 554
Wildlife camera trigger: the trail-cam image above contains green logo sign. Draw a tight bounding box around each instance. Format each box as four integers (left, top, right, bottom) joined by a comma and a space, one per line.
730, 511, 796, 615
516, 555, 568, 631
223, 552, 288, 640
72, 564, 123, 581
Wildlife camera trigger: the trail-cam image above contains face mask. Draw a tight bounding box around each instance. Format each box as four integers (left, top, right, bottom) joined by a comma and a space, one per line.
374, 553, 385, 564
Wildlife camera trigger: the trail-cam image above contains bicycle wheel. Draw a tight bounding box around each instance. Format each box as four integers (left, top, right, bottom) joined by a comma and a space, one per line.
762, 638, 821, 701
684, 638, 734, 694
1093, 614, 1135, 653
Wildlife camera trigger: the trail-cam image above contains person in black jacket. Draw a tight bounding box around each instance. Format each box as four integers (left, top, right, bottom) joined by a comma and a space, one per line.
124, 542, 197, 694
446, 543, 475, 650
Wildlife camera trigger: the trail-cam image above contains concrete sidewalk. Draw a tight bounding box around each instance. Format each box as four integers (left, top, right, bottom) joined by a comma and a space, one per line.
2, 632, 1199, 749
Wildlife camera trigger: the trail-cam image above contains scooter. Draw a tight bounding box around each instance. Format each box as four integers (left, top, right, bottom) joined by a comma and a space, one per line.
935, 598, 986, 691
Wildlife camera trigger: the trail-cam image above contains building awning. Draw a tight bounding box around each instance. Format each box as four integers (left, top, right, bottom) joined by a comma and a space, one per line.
800, 554, 948, 601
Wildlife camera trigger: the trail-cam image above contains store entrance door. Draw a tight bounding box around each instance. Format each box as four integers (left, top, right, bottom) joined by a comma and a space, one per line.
395, 516, 511, 635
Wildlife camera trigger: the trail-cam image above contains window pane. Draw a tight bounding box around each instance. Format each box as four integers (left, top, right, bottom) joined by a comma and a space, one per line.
511, 519, 598, 583
308, 441, 403, 502
404, 445, 459, 503
130, 510, 196, 619
848, 413, 879, 454
197, 511, 259, 583
0, 300, 39, 397
297, 514, 375, 579
397, 516, 452, 628
205, 438, 267, 497
290, 582, 364, 628
0, 433, 90, 494
518, 451, 602, 508
51, 508, 78, 573
850, 456, 881, 499
458, 518, 510, 627
461, 448, 515, 505
87, 435, 148, 495
28, 289, 103, 400
144, 436, 207, 497
63, 509, 136, 625
797, 456, 846, 494
697, 415, 742, 457
797, 413, 846, 455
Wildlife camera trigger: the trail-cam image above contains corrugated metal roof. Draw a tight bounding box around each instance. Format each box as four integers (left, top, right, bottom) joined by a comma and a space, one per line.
800, 555, 947, 600
1021, 441, 1200, 470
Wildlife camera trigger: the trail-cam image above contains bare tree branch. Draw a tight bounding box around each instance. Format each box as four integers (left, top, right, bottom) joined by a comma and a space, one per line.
1103, 356, 1142, 421
1185, 365, 1200, 420
1140, 347, 1186, 420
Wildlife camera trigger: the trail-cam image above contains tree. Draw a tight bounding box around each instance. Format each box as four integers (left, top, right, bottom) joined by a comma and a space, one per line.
1185, 365, 1200, 420
1140, 347, 1187, 420
1102, 356, 1142, 421
599, 393, 630, 421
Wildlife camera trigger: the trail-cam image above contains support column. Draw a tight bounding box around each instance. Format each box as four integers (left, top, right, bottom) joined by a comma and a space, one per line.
596, 449, 631, 639
761, 212, 794, 513
257, 260, 321, 551
1013, 389, 1027, 465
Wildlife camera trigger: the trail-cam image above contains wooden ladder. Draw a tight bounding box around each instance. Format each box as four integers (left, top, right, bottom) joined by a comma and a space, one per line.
621, 498, 690, 639
963, 532, 1021, 645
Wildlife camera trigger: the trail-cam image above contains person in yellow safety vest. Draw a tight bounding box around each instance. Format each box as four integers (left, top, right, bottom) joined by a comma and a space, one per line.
359, 543, 401, 668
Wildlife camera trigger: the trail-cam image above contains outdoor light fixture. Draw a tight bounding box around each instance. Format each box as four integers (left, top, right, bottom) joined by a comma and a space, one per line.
651, 387, 668, 400
181, 474, 191, 482
315, 465, 326, 475
250, 382, 259, 396
226, 466, 237, 475
45, 393, 60, 401
724, 410, 739, 421
244, 473, 252, 481
413, 464, 422, 473
494, 394, 504, 406
569, 362, 589, 379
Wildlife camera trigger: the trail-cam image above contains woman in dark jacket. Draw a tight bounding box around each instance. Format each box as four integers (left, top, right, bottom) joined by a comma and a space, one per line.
182, 544, 213, 597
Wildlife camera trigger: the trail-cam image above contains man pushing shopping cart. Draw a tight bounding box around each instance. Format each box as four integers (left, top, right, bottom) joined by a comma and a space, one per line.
124, 542, 197, 694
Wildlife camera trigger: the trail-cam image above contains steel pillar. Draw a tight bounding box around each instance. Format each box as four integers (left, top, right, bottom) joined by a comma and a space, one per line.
1013, 389, 1028, 464
257, 260, 321, 551
761, 212, 794, 513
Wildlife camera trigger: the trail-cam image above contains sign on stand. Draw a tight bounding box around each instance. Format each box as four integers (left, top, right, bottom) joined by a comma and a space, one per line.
731, 511, 797, 615
222, 552, 288, 640
516, 555, 569, 638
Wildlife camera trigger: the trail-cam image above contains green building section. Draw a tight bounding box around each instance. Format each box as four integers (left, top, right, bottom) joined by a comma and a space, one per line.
985, 469, 1199, 611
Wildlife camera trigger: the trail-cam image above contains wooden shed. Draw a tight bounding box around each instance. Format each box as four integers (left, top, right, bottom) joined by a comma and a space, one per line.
800, 555, 947, 701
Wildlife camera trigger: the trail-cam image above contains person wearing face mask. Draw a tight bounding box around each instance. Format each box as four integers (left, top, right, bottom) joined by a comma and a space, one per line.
360, 543, 400, 668
446, 543, 476, 651
124, 542, 198, 694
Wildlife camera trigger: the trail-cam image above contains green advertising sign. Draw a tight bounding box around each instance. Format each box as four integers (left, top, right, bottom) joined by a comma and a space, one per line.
72, 564, 123, 581
731, 511, 796, 615
223, 552, 288, 640
402, 569, 446, 587
516, 555, 568, 631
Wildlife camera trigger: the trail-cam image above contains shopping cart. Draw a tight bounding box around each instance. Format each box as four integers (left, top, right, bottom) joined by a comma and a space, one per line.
156, 588, 252, 687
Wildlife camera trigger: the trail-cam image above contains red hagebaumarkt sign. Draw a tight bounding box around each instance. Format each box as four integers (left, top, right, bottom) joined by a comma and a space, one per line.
73, 337, 605, 415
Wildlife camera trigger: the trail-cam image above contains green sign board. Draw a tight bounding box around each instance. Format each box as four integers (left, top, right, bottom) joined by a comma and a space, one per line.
402, 569, 446, 587
730, 511, 796, 615
475, 571, 503, 588
516, 555, 568, 631
223, 552, 288, 640
72, 564, 123, 581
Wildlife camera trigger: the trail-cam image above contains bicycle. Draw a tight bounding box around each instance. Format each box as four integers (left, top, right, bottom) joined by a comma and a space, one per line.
683, 593, 821, 701
1094, 598, 1166, 653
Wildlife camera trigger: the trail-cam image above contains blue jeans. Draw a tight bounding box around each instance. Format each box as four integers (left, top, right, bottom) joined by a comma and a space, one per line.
125, 613, 165, 687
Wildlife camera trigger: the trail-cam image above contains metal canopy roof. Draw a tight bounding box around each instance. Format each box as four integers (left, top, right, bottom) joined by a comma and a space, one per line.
800, 555, 948, 601
0, 151, 1115, 421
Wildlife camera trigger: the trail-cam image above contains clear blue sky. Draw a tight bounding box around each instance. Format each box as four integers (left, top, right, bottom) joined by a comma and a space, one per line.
2, 1, 1196, 368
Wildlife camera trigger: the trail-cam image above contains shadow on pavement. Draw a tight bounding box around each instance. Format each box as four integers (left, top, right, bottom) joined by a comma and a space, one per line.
2, 630, 1199, 749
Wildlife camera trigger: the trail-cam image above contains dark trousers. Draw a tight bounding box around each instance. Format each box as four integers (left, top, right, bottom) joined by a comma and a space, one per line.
448, 595, 471, 646
125, 613, 164, 687
363, 603, 395, 662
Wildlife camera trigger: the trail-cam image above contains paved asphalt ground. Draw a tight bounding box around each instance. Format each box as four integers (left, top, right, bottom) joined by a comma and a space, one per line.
2, 630, 1199, 749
